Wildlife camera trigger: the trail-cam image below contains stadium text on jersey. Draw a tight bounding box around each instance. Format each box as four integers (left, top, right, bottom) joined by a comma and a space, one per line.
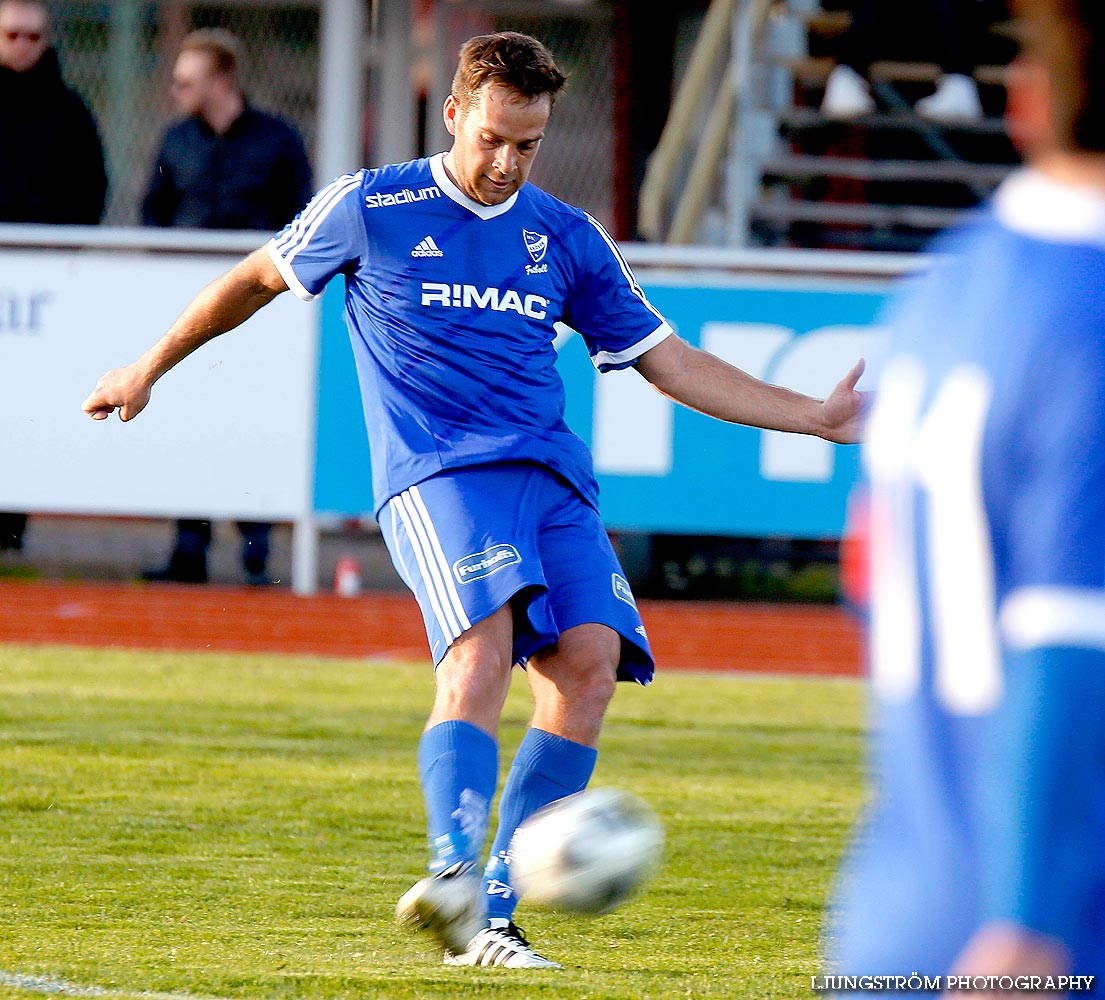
364, 186, 441, 209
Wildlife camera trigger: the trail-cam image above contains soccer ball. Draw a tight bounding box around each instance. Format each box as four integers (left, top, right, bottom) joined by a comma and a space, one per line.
509, 787, 664, 915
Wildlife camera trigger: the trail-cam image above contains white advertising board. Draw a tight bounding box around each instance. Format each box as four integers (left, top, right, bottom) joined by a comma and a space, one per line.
0, 244, 316, 520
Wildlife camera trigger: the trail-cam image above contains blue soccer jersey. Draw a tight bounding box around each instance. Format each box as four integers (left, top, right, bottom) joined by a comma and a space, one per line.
829, 169, 1105, 977
267, 154, 672, 514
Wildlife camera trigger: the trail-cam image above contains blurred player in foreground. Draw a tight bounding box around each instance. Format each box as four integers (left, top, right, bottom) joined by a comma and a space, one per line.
827, 0, 1105, 990
84, 31, 866, 970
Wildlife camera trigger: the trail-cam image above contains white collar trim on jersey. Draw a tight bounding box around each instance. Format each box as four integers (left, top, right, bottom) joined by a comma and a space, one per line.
994, 167, 1105, 245
430, 152, 518, 219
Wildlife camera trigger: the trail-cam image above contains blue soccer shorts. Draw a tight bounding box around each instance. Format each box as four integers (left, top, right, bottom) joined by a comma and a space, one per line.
376, 462, 654, 684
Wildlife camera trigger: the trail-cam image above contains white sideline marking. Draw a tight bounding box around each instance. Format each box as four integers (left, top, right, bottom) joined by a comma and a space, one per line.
0, 970, 235, 1000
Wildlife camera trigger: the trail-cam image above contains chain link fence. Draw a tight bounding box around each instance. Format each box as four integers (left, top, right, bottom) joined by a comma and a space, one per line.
51, 0, 320, 226
49, 0, 617, 229
429, 1, 616, 228
501, 8, 615, 229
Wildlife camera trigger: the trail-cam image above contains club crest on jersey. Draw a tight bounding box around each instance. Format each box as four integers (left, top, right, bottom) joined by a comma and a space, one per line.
524, 230, 548, 263
454, 544, 522, 584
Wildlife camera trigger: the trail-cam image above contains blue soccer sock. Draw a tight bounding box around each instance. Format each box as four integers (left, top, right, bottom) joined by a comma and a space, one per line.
418, 720, 498, 874
483, 727, 598, 922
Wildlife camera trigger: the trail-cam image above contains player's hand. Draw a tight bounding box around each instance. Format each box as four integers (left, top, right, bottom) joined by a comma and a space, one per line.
818, 358, 870, 445
82, 364, 153, 422
943, 922, 1070, 999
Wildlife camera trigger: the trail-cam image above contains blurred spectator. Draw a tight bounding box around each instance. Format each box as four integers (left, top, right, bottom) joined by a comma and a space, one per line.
141, 27, 311, 585
0, 0, 107, 554
0, 0, 106, 222
820, 0, 995, 123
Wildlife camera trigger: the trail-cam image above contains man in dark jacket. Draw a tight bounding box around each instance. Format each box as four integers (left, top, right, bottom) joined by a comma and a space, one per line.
0, 0, 106, 224
0, 0, 107, 552
141, 27, 312, 585
142, 27, 312, 231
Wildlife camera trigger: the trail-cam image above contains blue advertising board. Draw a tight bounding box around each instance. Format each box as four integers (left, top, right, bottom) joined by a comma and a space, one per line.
313, 273, 891, 538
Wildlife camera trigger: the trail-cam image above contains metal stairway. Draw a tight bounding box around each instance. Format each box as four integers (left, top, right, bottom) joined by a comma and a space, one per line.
639, 0, 1020, 252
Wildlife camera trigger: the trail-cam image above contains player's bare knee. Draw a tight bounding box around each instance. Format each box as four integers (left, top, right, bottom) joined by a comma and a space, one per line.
578, 658, 618, 708
535, 650, 617, 710
432, 645, 513, 723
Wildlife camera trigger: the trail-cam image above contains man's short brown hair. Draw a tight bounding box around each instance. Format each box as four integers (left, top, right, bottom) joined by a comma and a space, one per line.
1013, 0, 1105, 151
179, 27, 241, 81
450, 31, 566, 113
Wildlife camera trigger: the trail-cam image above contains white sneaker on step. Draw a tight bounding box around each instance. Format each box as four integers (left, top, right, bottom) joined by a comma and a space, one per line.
820, 64, 875, 120
915, 73, 983, 123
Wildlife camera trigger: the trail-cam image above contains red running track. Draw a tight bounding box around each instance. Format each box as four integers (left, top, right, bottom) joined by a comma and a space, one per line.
0, 580, 863, 677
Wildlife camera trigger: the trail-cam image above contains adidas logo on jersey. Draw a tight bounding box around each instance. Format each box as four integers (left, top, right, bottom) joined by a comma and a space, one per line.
411, 236, 444, 258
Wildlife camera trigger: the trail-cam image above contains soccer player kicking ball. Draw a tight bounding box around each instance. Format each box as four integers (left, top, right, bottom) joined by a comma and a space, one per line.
84, 31, 865, 969
827, 0, 1105, 990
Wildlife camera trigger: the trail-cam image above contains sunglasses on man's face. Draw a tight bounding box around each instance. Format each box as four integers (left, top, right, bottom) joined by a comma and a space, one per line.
4, 30, 44, 42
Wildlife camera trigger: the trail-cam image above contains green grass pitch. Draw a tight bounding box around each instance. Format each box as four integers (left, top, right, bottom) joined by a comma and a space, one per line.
0, 644, 865, 1000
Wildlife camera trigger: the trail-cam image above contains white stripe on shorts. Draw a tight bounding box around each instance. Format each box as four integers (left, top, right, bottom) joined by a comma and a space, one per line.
408, 485, 472, 633
392, 489, 472, 643
391, 492, 461, 643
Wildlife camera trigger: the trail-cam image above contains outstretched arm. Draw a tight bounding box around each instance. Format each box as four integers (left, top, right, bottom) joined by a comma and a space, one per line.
634, 333, 868, 444
82, 247, 288, 422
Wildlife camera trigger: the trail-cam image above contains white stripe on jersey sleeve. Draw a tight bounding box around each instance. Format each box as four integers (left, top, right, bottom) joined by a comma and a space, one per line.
583, 212, 673, 369
590, 322, 674, 371
283, 175, 362, 265
274, 172, 361, 256
267, 173, 362, 301
266, 238, 316, 301
585, 212, 667, 327
1000, 585, 1105, 652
